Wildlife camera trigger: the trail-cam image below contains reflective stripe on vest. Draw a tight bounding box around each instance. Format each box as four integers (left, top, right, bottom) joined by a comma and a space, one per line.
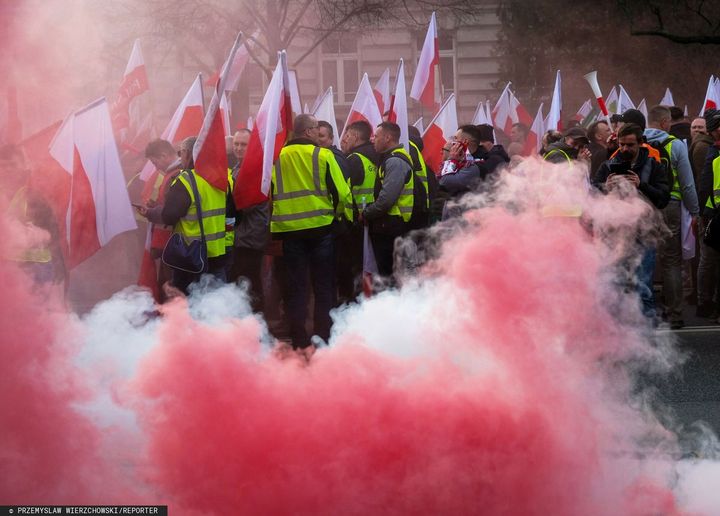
543, 148, 571, 164
409, 141, 430, 208
707, 155, 720, 209
664, 136, 682, 200
350, 152, 377, 207
271, 144, 337, 233
8, 187, 52, 263
378, 147, 414, 223
173, 170, 227, 258
225, 169, 235, 247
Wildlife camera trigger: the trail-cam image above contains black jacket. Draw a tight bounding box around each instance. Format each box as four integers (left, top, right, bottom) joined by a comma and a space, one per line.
593, 146, 671, 209
698, 143, 720, 217
474, 144, 509, 177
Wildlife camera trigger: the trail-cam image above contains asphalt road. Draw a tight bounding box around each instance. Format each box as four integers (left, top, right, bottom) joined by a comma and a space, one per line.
649, 308, 720, 454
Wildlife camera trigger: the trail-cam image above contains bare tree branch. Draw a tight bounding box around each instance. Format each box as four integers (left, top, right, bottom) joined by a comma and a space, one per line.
630, 29, 720, 44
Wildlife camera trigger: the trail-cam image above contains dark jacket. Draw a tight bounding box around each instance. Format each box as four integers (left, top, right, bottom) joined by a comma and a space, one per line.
593, 146, 671, 210
588, 141, 608, 181
670, 122, 691, 142
690, 133, 714, 183
364, 145, 412, 236
543, 141, 578, 164
438, 162, 481, 220
346, 141, 379, 189
329, 145, 351, 181
231, 163, 269, 251
474, 144, 509, 177
698, 143, 720, 217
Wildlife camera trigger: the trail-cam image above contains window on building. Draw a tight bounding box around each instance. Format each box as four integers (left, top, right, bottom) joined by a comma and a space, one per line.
320, 36, 360, 105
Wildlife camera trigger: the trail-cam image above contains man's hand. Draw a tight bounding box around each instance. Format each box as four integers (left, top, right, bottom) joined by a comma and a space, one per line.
606, 171, 639, 190
691, 215, 699, 238
449, 141, 465, 161
578, 147, 592, 162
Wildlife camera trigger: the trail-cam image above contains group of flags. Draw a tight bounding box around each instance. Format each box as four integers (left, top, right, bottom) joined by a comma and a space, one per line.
9, 10, 720, 287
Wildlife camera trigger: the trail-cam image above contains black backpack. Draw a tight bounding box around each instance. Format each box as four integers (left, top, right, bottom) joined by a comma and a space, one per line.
646, 136, 675, 183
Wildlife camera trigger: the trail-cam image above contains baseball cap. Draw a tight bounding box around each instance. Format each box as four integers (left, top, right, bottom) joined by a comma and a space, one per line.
563, 126, 589, 143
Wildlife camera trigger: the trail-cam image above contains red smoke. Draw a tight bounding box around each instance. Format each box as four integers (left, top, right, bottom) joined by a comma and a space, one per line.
0, 162, 697, 514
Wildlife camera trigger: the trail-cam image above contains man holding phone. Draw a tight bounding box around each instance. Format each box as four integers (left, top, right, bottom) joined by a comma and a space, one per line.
593, 123, 671, 324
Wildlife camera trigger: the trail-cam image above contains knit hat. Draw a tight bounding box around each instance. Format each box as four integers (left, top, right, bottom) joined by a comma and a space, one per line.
704, 109, 720, 133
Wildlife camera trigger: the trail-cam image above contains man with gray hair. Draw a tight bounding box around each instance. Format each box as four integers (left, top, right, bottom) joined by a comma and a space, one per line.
645, 105, 700, 329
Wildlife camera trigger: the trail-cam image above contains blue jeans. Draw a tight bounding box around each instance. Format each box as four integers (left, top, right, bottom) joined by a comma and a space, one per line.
636, 246, 657, 320
283, 233, 336, 349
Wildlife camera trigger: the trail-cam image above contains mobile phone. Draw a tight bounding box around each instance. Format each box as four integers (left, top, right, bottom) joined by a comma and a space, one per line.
608, 162, 632, 175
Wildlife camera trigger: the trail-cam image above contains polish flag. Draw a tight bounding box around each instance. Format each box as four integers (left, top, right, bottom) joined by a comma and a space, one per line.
48, 98, 137, 268
545, 70, 562, 131
110, 39, 149, 132
530, 102, 545, 154
234, 51, 291, 209
388, 59, 409, 151
660, 87, 675, 107
206, 32, 255, 91
193, 33, 245, 192
410, 11, 440, 111
472, 100, 490, 125
617, 84, 635, 113
374, 68, 391, 115
700, 75, 719, 115
509, 90, 533, 127
421, 93, 457, 175
288, 70, 302, 118
413, 117, 424, 134
220, 91, 232, 137
342, 73, 383, 137
137, 226, 160, 301
638, 98, 648, 119
492, 83, 513, 135
312, 87, 340, 148
139, 74, 205, 180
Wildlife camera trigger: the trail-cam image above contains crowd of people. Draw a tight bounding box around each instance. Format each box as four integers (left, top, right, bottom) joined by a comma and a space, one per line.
3, 101, 720, 348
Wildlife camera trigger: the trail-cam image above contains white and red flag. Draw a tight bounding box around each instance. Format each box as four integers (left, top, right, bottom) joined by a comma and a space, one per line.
193, 33, 245, 192
421, 93, 457, 174
234, 51, 292, 209
605, 86, 619, 114
530, 102, 545, 154
410, 11, 440, 112
700, 75, 719, 115
492, 83, 513, 134
206, 32, 255, 91
660, 87, 675, 107
139, 74, 205, 181
509, 90, 533, 127
374, 68, 391, 115
388, 59, 409, 151
312, 87, 340, 148
342, 73, 383, 137
545, 70, 562, 131
472, 100, 491, 125
48, 98, 137, 268
110, 39, 149, 133
413, 117, 424, 134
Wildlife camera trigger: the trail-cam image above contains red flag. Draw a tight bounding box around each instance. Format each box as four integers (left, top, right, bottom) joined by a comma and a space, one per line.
110, 39, 149, 132
410, 12, 440, 111
193, 33, 246, 192
421, 94, 457, 174
233, 51, 291, 209
49, 98, 137, 268
342, 73, 383, 137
